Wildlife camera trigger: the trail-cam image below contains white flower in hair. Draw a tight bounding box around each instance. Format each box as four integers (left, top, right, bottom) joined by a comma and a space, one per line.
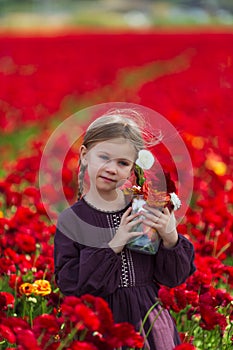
170, 192, 181, 211
135, 150, 155, 170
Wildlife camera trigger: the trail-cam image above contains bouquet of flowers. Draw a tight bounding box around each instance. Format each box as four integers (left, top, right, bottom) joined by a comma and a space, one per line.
125, 150, 181, 255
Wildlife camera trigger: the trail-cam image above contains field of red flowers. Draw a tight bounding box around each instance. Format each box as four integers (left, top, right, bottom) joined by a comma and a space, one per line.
0, 30, 233, 349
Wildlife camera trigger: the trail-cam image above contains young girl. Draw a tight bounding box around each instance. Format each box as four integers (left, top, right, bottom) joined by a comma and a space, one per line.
54, 109, 196, 350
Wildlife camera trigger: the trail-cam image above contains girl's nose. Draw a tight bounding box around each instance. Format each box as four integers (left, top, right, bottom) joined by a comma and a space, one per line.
105, 160, 117, 174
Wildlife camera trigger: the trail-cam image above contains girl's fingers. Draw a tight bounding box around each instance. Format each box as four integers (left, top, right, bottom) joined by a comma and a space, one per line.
123, 212, 141, 225
127, 217, 143, 228
142, 218, 162, 229
141, 211, 162, 222
123, 206, 132, 216
163, 207, 170, 215
129, 231, 145, 238
120, 206, 132, 223
143, 205, 164, 217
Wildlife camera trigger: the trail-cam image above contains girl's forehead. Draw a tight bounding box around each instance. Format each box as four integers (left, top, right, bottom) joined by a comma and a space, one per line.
91, 138, 136, 158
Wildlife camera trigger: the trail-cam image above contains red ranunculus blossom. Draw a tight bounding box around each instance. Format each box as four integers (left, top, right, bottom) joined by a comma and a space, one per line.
4, 316, 30, 331
0, 324, 16, 344
174, 286, 188, 311
69, 341, 98, 350
174, 344, 197, 349
74, 303, 100, 331
81, 294, 114, 333
0, 292, 14, 310
200, 304, 227, 331
158, 286, 174, 310
15, 232, 36, 253
33, 314, 62, 336
16, 329, 41, 350
61, 296, 101, 331
106, 322, 144, 348
0, 257, 16, 274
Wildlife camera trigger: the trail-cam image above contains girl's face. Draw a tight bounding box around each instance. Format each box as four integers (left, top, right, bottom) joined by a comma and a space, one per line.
80, 138, 136, 198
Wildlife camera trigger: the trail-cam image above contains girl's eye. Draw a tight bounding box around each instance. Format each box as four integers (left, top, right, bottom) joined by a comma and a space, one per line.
99, 155, 109, 160
119, 160, 130, 167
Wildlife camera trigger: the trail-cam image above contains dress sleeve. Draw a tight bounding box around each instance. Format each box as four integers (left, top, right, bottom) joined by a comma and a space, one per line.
54, 229, 122, 297
153, 234, 196, 287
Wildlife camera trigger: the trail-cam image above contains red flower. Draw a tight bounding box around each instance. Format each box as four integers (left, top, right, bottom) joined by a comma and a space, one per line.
0, 324, 16, 344
75, 304, 100, 331
158, 286, 174, 310
107, 323, 144, 348
0, 257, 16, 274
16, 329, 41, 350
33, 314, 61, 336
69, 342, 98, 350
12, 206, 36, 225
4, 316, 29, 331
4, 248, 20, 264
6, 190, 22, 206
15, 233, 36, 253
174, 286, 188, 311
61, 296, 100, 331
23, 186, 40, 199
174, 344, 196, 350
185, 290, 199, 308
8, 274, 23, 290
0, 292, 14, 310
81, 294, 114, 333
200, 304, 227, 331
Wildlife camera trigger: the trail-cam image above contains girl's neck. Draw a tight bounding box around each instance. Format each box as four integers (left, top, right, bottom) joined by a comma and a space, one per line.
84, 189, 126, 212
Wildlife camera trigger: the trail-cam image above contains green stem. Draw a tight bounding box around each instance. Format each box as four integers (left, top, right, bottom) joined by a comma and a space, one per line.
202, 329, 206, 350
57, 323, 81, 350
184, 320, 199, 344
79, 329, 88, 341
145, 307, 163, 339
41, 298, 46, 314
139, 300, 159, 334
13, 275, 19, 315
22, 296, 26, 318
29, 303, 33, 328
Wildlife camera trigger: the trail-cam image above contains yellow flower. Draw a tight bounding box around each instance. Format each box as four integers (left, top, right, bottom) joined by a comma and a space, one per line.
205, 153, 227, 176
19, 283, 35, 296
33, 280, 52, 296
0, 211, 3, 218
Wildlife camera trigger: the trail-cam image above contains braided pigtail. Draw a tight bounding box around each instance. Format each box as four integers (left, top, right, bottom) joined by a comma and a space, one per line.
77, 163, 87, 200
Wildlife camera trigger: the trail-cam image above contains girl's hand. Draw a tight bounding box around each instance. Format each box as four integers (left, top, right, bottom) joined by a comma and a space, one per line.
108, 207, 144, 254
142, 205, 178, 248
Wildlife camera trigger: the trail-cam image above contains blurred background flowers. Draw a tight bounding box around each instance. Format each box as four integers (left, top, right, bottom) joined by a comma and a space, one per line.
0, 1, 233, 349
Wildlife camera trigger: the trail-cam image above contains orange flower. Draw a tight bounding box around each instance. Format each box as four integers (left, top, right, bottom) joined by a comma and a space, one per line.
33, 280, 51, 296
19, 283, 35, 296
141, 182, 149, 200
147, 189, 170, 208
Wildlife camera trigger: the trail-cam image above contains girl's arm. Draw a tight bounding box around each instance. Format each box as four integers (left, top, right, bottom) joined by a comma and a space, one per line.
153, 234, 196, 287
54, 228, 122, 297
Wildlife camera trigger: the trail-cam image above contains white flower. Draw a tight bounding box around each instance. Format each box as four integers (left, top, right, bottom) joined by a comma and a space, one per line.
132, 197, 147, 211
135, 150, 155, 170
27, 297, 37, 304
170, 192, 181, 211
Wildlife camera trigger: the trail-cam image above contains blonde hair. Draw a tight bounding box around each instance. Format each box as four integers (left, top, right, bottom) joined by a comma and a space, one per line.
77, 108, 162, 199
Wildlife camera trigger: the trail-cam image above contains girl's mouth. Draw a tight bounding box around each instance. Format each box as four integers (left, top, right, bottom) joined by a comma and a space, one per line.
100, 176, 116, 183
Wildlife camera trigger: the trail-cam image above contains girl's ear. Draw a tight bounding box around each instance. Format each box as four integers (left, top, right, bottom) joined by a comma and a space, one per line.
79, 145, 88, 166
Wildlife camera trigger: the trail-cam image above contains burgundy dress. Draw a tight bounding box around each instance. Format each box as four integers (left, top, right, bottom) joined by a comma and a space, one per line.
54, 197, 196, 350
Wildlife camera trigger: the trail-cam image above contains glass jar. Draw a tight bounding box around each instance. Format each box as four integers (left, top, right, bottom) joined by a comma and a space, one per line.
126, 195, 161, 255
